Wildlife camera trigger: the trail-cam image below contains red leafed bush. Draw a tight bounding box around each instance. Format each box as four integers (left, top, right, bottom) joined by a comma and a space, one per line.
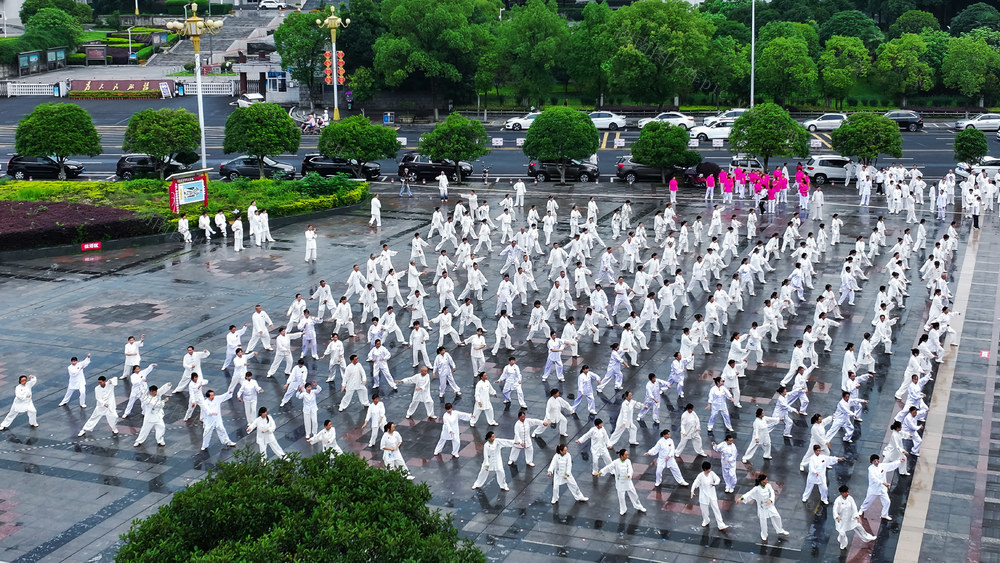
0, 201, 163, 250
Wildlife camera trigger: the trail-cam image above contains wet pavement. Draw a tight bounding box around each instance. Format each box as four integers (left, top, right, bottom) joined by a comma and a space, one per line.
0, 181, 995, 562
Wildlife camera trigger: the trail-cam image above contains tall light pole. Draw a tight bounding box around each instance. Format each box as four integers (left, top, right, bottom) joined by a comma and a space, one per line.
167, 3, 223, 170
316, 6, 349, 121
134, 0, 139, 16
749, 0, 755, 107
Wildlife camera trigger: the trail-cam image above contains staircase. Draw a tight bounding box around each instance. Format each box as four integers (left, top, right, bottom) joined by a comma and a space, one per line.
148, 10, 283, 68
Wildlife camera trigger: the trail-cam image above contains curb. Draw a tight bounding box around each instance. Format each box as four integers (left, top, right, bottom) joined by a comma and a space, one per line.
0, 200, 366, 264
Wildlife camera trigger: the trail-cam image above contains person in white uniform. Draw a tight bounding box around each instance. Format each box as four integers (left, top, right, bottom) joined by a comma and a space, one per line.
177, 346, 210, 391
509, 410, 546, 467
237, 371, 264, 424
737, 474, 790, 542
547, 443, 589, 503
60, 353, 91, 408
690, 461, 728, 530
433, 402, 471, 457
598, 449, 647, 516
801, 445, 844, 504
381, 421, 414, 479
834, 485, 878, 549
133, 383, 172, 447
339, 355, 370, 411
472, 431, 514, 491
645, 429, 689, 486
470, 372, 499, 426
307, 419, 344, 456
296, 382, 323, 439
78, 375, 120, 437
859, 453, 906, 520
576, 418, 613, 475
246, 304, 275, 352
200, 389, 237, 451
247, 407, 285, 459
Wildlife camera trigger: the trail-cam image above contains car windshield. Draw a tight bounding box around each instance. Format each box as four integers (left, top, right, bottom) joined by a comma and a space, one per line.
262, 156, 281, 166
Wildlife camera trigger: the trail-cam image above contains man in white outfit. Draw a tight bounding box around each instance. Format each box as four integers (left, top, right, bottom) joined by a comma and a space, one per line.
676, 403, 708, 456
397, 366, 436, 419
339, 355, 370, 411
801, 445, 844, 504
576, 418, 613, 475
470, 372, 499, 426
60, 353, 91, 408
246, 304, 275, 352
859, 454, 906, 520
133, 383, 172, 447
433, 402, 471, 458
509, 410, 546, 467
200, 389, 237, 451
834, 485, 877, 549
176, 346, 210, 392
78, 376, 121, 437
222, 324, 248, 370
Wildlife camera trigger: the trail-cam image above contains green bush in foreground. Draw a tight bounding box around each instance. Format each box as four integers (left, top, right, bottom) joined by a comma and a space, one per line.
116, 451, 485, 562
0, 173, 368, 231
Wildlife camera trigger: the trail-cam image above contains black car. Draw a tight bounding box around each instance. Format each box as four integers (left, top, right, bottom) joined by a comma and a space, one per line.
615, 156, 681, 183
397, 152, 473, 181
219, 156, 296, 180
301, 154, 381, 180
6, 155, 84, 180
883, 110, 923, 132
528, 159, 599, 182
116, 153, 190, 180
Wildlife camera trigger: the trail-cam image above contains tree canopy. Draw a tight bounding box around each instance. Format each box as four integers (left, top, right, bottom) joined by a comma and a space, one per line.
116, 451, 485, 562
25, 8, 84, 49
223, 103, 301, 179
830, 112, 903, 165
818, 10, 883, 49
522, 106, 599, 183
887, 10, 940, 40
417, 112, 489, 180
875, 33, 934, 104
15, 102, 101, 179
728, 102, 809, 170
819, 35, 871, 109
122, 109, 201, 179
954, 127, 989, 165
318, 115, 401, 177
950, 3, 1000, 36
631, 122, 702, 184
496, 0, 569, 107
942, 35, 1000, 102
273, 11, 329, 92
756, 36, 817, 105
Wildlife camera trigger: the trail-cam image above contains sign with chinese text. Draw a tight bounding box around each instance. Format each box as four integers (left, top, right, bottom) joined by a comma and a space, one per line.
70, 80, 171, 92
169, 175, 209, 214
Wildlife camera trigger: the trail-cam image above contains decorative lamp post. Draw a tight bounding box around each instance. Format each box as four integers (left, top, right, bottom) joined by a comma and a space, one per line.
167, 3, 223, 170
316, 6, 349, 121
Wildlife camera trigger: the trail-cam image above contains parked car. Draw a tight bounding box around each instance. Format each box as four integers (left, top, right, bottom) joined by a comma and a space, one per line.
956, 156, 1000, 179
802, 154, 851, 185
528, 159, 599, 182
956, 113, 1000, 131
397, 152, 473, 181
219, 156, 296, 180
6, 155, 83, 180
615, 156, 680, 183
704, 108, 747, 127
503, 112, 540, 131
883, 110, 923, 131
728, 155, 765, 174
301, 154, 380, 180
802, 113, 846, 131
637, 111, 696, 130
236, 93, 264, 108
258, 0, 287, 9
689, 120, 734, 141
588, 111, 626, 130
116, 154, 190, 180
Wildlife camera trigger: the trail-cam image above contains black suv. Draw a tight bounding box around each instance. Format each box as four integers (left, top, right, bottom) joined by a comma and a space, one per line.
219, 156, 296, 180
397, 152, 473, 181
883, 110, 923, 132
7, 155, 84, 180
528, 159, 599, 182
116, 153, 190, 180
615, 156, 681, 183
301, 154, 381, 180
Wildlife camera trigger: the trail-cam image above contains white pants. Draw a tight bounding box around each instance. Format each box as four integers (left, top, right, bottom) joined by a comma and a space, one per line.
838, 519, 877, 548
339, 388, 369, 410
406, 397, 435, 418
676, 431, 705, 455
860, 490, 891, 518
246, 330, 272, 352
614, 482, 644, 513
552, 475, 586, 502
303, 407, 319, 437
82, 408, 117, 433
256, 435, 285, 459
470, 403, 496, 426
134, 418, 165, 445
609, 422, 638, 446
1, 406, 36, 428
434, 431, 461, 455
508, 444, 534, 465
653, 456, 685, 485
473, 464, 508, 489
201, 420, 232, 449
700, 498, 726, 527
60, 385, 86, 407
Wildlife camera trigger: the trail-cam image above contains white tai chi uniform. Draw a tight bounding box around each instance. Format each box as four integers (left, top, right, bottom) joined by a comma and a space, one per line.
434, 408, 472, 456
308, 425, 344, 456
646, 436, 687, 486
362, 400, 387, 447
599, 457, 646, 515
133, 384, 172, 446
470, 379, 498, 426
859, 459, 904, 518
472, 438, 514, 490
61, 356, 91, 407
177, 349, 210, 391
738, 483, 789, 541
296, 385, 323, 438
801, 453, 840, 503
548, 450, 588, 502
237, 378, 264, 424
381, 430, 411, 475
339, 362, 370, 410
577, 425, 613, 474
247, 414, 285, 459
1, 377, 38, 429
200, 392, 236, 449
691, 470, 727, 528
79, 378, 120, 435
834, 493, 877, 549
400, 371, 435, 419
608, 397, 639, 446
246, 308, 274, 352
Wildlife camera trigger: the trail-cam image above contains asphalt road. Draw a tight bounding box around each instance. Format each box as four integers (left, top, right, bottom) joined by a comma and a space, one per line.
0, 96, 978, 182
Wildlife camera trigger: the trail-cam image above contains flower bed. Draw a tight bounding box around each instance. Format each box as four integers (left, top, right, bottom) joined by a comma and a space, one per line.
0, 174, 369, 250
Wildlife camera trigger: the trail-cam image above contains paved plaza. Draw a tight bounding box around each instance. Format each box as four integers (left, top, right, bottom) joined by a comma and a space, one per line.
0, 180, 996, 562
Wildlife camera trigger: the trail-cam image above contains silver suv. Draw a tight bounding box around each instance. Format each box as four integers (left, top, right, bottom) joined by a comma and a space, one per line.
803, 155, 851, 185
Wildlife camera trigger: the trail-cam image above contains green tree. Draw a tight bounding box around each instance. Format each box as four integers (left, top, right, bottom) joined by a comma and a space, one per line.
495, 0, 569, 107
522, 106, 599, 183
347, 66, 377, 104
116, 451, 485, 561
728, 102, 809, 170
831, 112, 902, 165
122, 109, 201, 179
954, 127, 989, 164
318, 115, 401, 177
15, 102, 101, 180
564, 2, 614, 105
417, 112, 489, 181
759, 20, 821, 58
919, 28, 951, 83
702, 35, 750, 108
874, 33, 934, 105
339, 0, 386, 73
20, 0, 91, 24
602, 0, 715, 106
757, 36, 817, 105
819, 10, 883, 48
25, 8, 83, 49
884, 0, 917, 25
273, 11, 329, 93
887, 10, 940, 39
942, 35, 1000, 103
950, 3, 1000, 36
223, 103, 301, 179
631, 122, 702, 184
374, 0, 491, 120
819, 36, 871, 109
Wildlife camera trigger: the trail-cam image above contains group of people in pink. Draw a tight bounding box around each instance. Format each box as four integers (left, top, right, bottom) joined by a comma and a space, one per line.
686, 162, 812, 216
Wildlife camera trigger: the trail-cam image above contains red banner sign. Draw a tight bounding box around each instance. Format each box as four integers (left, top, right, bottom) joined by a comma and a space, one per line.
81, 242, 102, 251
70, 80, 172, 92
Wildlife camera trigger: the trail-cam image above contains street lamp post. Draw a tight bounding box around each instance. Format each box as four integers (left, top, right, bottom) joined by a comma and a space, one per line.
134, 0, 139, 16
127, 25, 135, 60
167, 3, 223, 170
749, 0, 755, 107
316, 6, 349, 121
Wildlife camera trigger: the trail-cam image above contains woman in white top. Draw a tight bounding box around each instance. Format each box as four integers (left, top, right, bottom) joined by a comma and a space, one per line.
246, 406, 285, 459
380, 422, 414, 479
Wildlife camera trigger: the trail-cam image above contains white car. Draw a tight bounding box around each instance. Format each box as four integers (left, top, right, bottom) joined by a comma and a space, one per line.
729, 155, 764, 174
588, 111, 626, 130
956, 113, 1000, 131
956, 156, 1000, 179
637, 111, 695, 130
689, 120, 734, 142
803, 154, 851, 185
236, 93, 264, 107
704, 108, 747, 127
258, 0, 288, 9
503, 112, 540, 131
803, 113, 846, 132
